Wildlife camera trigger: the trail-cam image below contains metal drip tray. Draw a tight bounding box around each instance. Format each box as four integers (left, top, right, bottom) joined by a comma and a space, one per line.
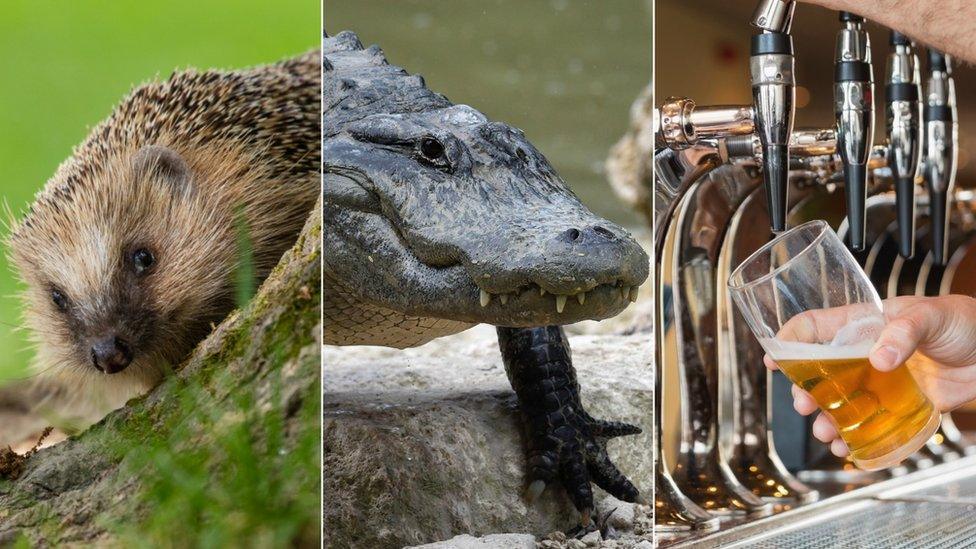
670, 456, 976, 548
744, 500, 976, 548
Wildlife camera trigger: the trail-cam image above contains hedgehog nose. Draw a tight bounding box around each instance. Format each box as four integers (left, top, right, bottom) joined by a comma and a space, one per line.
91, 336, 133, 374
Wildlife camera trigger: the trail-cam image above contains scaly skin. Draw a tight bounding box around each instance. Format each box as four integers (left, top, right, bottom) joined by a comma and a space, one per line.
323, 31, 649, 532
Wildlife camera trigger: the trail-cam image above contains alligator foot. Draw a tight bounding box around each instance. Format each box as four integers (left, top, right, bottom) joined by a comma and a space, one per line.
496, 326, 643, 533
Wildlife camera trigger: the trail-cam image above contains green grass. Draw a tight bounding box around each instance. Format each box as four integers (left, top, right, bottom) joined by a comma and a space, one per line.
0, 0, 318, 383
108, 375, 321, 548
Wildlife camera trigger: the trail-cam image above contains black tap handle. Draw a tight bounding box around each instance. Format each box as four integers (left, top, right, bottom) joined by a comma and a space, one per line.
895, 177, 916, 258
924, 51, 954, 265
931, 190, 949, 264
929, 50, 948, 73
887, 30, 920, 259
890, 31, 911, 46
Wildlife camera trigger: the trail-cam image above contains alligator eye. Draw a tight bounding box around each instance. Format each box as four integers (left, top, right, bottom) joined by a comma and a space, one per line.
51, 288, 68, 312
132, 248, 155, 276
516, 147, 528, 163
419, 137, 445, 161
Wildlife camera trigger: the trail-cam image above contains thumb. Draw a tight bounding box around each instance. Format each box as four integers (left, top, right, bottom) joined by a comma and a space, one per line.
869, 302, 943, 372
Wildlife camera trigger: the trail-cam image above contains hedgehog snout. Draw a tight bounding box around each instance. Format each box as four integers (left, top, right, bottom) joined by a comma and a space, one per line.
90, 335, 133, 374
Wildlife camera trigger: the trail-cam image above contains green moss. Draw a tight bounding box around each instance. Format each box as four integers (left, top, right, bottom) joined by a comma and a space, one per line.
104, 375, 320, 547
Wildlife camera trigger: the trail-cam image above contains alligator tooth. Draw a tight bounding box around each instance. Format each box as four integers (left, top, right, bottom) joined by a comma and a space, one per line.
576, 292, 586, 305
480, 289, 491, 307
629, 286, 639, 302
500, 294, 509, 305
620, 286, 629, 300
539, 287, 546, 296
556, 295, 567, 313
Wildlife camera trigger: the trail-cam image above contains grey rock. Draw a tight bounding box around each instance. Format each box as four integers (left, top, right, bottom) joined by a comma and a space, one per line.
324, 326, 653, 548
407, 533, 536, 549
580, 529, 602, 546
596, 498, 637, 531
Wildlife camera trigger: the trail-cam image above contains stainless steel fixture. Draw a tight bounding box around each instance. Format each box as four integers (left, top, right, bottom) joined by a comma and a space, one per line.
749, 0, 795, 234
833, 11, 875, 251
885, 31, 923, 258
653, 4, 973, 543
923, 51, 958, 265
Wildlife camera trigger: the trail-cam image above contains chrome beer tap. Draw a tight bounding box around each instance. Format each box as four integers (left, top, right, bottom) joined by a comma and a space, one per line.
750, 0, 796, 234
923, 50, 957, 265
834, 11, 875, 251
886, 31, 923, 259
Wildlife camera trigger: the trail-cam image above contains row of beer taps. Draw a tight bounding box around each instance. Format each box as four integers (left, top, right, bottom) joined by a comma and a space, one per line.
657, 0, 958, 261
652, 0, 963, 538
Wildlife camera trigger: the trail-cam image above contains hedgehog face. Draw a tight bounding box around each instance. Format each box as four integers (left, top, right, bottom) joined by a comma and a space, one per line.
10, 145, 237, 393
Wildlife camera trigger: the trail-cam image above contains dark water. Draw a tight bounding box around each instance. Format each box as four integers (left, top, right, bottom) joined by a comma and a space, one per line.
325, 0, 652, 226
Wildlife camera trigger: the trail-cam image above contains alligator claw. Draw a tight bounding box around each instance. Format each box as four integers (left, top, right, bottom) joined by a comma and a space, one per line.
498, 326, 643, 533
524, 479, 547, 504
566, 507, 597, 539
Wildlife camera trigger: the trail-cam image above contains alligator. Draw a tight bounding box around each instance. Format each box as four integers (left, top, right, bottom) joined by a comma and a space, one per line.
323, 31, 650, 533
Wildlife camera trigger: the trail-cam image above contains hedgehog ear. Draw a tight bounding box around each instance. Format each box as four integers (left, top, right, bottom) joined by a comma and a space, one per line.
131, 145, 191, 192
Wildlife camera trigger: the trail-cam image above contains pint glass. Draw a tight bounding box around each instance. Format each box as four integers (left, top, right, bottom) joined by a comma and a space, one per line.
728, 220, 940, 470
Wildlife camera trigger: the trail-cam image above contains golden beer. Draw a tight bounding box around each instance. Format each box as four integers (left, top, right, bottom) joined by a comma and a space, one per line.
776, 354, 941, 470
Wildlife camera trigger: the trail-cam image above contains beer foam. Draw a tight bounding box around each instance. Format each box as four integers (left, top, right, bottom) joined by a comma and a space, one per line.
760, 316, 883, 360
759, 339, 874, 360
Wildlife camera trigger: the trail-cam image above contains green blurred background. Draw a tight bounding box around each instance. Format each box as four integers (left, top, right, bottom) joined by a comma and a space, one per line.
0, 0, 317, 383
325, 0, 651, 225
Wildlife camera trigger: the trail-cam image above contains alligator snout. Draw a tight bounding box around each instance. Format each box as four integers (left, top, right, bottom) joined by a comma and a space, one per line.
559, 224, 618, 244
465, 213, 649, 324
543, 222, 648, 291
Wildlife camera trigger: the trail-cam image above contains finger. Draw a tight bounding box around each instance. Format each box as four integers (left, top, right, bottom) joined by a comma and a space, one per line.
588, 419, 642, 439
792, 384, 818, 415
586, 444, 640, 503
830, 438, 850, 457
871, 301, 946, 371
812, 412, 839, 443
764, 354, 780, 371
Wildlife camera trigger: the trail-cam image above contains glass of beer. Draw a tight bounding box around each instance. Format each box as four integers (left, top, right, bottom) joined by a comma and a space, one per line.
728, 220, 940, 470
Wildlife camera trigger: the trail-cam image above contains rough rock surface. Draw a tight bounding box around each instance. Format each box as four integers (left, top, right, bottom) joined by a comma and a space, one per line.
0, 202, 322, 545
323, 304, 654, 549
407, 533, 537, 549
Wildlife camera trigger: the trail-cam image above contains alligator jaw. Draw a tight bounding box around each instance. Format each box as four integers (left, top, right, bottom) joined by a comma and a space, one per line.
470, 280, 639, 325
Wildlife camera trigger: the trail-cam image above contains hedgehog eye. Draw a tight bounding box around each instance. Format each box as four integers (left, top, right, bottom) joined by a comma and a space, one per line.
132, 248, 156, 276
51, 289, 68, 312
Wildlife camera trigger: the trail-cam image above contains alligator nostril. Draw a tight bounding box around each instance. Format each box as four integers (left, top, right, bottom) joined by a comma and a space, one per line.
593, 225, 616, 240
564, 228, 582, 242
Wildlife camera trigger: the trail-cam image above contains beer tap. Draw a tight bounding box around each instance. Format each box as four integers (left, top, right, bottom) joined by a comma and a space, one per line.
885, 31, 923, 259
750, 0, 796, 234
834, 11, 875, 251
923, 50, 957, 265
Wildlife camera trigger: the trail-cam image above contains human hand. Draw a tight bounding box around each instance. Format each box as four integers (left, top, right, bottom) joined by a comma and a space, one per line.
765, 295, 976, 457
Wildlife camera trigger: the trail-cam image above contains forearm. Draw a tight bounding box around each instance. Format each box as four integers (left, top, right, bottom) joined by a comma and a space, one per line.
800, 0, 976, 64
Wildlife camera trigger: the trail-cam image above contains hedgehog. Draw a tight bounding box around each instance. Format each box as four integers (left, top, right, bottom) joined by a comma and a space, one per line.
5, 49, 320, 427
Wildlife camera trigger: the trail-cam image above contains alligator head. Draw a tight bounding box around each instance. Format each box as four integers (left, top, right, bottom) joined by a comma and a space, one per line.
325, 103, 649, 328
